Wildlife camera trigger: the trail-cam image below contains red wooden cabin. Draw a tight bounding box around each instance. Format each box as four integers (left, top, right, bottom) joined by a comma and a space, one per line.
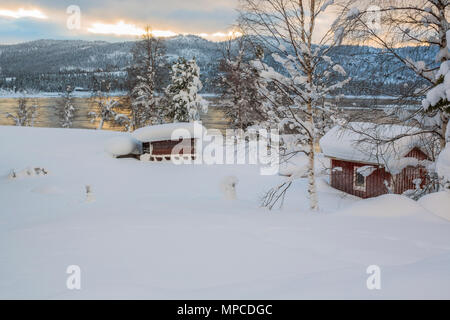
142, 138, 196, 161
132, 122, 201, 162
320, 123, 431, 199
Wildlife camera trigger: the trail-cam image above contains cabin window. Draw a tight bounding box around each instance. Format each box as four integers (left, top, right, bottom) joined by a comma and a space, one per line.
353, 167, 366, 192
142, 142, 151, 154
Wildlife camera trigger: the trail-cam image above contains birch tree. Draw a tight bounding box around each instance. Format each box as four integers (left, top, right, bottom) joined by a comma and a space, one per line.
58, 85, 76, 128
239, 0, 351, 210
128, 26, 166, 129
164, 57, 208, 122
218, 37, 268, 129
336, 0, 449, 150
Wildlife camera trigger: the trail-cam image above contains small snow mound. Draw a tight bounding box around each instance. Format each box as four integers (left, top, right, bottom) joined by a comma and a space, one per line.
105, 136, 141, 157
337, 194, 426, 218
418, 191, 450, 221
220, 176, 239, 200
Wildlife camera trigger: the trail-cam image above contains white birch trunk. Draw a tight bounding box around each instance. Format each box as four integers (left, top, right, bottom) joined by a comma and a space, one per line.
308, 138, 318, 211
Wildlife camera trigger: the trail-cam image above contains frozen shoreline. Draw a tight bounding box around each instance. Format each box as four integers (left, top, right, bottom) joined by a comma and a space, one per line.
0, 90, 406, 100
0, 90, 221, 99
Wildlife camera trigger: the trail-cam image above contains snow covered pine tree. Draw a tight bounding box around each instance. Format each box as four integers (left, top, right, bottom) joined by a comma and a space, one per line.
164, 57, 208, 122
58, 85, 76, 128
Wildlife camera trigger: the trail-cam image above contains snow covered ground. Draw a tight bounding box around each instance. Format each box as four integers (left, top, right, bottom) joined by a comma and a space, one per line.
0, 125, 449, 299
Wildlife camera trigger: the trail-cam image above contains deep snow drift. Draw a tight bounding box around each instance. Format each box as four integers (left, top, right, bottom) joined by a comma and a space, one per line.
0, 126, 449, 299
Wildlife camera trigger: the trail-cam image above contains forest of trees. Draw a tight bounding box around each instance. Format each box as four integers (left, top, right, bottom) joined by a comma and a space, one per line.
0, 36, 437, 96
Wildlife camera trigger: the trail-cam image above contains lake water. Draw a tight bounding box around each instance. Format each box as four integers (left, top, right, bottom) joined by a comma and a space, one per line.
0, 95, 419, 132
0, 97, 230, 132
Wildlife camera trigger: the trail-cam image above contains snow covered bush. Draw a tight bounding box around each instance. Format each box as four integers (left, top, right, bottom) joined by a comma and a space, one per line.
220, 176, 239, 200
8, 167, 48, 179
85, 185, 95, 203
6, 97, 38, 127
105, 136, 142, 158
164, 57, 208, 122
88, 86, 129, 130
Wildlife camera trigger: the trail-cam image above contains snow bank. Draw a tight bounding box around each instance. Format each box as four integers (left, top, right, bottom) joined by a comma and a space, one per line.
31, 185, 65, 195
320, 123, 429, 166
132, 122, 203, 142
2, 126, 450, 299
437, 145, 450, 182
418, 191, 450, 221
337, 194, 427, 218
105, 135, 141, 157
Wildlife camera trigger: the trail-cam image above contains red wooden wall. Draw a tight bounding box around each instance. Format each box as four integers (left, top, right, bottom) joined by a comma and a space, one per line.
142, 138, 196, 156
330, 148, 429, 199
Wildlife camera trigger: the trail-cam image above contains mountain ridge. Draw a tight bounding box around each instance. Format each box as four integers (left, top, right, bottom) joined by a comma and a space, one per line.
0, 37, 437, 95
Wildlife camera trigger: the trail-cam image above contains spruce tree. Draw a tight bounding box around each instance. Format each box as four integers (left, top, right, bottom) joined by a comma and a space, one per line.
164, 57, 208, 122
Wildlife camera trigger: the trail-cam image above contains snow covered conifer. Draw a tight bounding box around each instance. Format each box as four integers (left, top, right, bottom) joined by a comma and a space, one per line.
164, 57, 208, 122
58, 85, 76, 128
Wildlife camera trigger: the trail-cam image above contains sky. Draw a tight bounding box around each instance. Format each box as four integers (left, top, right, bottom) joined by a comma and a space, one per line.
0, 0, 241, 44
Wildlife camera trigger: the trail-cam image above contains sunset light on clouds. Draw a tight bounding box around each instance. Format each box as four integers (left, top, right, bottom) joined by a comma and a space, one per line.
87, 21, 242, 39
0, 0, 241, 43
0, 8, 47, 19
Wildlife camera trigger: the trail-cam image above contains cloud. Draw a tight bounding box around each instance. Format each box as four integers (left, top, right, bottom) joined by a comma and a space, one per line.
0, 8, 47, 19
87, 21, 177, 37
1, 0, 240, 43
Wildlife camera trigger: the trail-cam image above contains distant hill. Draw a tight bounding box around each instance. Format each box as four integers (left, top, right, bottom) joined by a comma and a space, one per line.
0, 35, 437, 95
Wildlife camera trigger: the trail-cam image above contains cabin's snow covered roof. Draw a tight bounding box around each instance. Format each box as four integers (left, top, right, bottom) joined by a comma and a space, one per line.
320, 123, 429, 165
132, 122, 203, 143
105, 135, 142, 157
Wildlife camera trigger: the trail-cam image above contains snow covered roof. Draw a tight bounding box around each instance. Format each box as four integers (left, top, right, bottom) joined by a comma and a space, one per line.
105, 135, 142, 157
132, 122, 203, 143
320, 123, 430, 165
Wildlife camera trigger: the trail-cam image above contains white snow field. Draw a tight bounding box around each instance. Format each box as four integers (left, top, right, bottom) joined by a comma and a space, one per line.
0, 125, 450, 299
